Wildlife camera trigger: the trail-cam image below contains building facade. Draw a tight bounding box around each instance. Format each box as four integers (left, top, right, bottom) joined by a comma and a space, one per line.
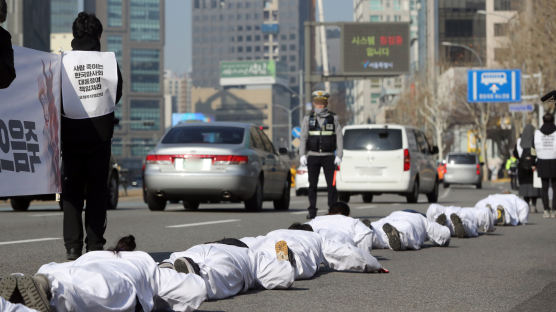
163, 70, 191, 128
51, 0, 79, 33
85, 0, 165, 177
5, 0, 51, 52
191, 0, 314, 90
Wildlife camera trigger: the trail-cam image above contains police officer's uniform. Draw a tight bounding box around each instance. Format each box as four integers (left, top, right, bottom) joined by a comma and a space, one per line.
299, 91, 343, 219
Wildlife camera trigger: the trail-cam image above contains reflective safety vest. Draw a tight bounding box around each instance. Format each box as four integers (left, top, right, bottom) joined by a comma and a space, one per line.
307, 112, 336, 153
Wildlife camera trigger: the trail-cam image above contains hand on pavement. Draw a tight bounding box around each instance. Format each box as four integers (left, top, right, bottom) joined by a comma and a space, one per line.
300, 155, 307, 167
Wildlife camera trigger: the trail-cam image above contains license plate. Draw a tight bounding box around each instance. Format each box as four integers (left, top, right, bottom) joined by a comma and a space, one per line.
175, 158, 212, 171
358, 167, 383, 176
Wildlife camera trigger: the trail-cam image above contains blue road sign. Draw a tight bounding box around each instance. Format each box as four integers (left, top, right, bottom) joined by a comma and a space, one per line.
467, 69, 521, 103
509, 103, 534, 112
292, 127, 301, 138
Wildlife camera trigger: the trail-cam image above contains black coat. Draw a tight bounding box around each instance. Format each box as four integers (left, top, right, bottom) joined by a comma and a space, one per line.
61, 35, 123, 146
513, 146, 536, 184
0, 26, 16, 89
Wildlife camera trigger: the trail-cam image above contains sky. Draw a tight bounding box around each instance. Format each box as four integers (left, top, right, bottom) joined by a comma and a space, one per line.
164, 0, 354, 75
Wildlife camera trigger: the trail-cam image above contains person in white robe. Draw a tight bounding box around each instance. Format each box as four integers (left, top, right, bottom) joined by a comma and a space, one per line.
163, 239, 295, 300
371, 210, 451, 251
426, 204, 495, 238
474, 193, 529, 225
0, 296, 39, 312
36, 236, 207, 312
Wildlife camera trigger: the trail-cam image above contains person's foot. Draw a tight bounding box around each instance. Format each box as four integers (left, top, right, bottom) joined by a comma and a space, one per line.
435, 213, 447, 226
496, 205, 506, 225
382, 223, 402, 251
0, 275, 19, 303
275, 240, 290, 261
174, 257, 199, 275
66, 247, 81, 261
551, 210, 556, 219
450, 214, 467, 238
17, 275, 51, 312
543, 210, 551, 219
158, 262, 175, 270
306, 208, 317, 219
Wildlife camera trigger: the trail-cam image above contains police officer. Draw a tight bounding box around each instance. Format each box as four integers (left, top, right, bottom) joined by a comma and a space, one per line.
299, 90, 343, 219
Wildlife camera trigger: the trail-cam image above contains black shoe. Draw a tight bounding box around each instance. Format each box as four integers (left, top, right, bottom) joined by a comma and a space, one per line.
66, 247, 82, 261
382, 223, 402, 251
0, 275, 19, 303
450, 214, 467, 238
435, 213, 447, 226
174, 257, 200, 276
306, 208, 317, 219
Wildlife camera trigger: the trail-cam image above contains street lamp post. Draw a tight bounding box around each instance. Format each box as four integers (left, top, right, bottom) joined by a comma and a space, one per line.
441, 41, 483, 67
274, 104, 302, 150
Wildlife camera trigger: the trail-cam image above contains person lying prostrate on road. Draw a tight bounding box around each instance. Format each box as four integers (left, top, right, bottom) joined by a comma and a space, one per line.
241, 225, 325, 280
474, 193, 529, 226
426, 204, 495, 238
162, 238, 295, 300
371, 210, 451, 251
307, 201, 374, 253
2, 236, 207, 312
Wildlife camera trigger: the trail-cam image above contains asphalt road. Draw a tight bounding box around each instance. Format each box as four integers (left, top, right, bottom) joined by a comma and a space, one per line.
1, 183, 556, 312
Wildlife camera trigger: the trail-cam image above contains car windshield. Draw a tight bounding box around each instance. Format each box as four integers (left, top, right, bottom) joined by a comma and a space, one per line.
344, 128, 402, 151
448, 154, 476, 164
162, 126, 245, 144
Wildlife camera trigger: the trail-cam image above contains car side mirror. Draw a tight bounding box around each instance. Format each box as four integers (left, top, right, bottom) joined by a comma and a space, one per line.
278, 147, 288, 155
430, 146, 439, 155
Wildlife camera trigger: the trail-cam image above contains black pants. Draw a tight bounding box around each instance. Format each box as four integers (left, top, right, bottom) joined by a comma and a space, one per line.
307, 155, 337, 213
62, 141, 110, 251
541, 177, 556, 211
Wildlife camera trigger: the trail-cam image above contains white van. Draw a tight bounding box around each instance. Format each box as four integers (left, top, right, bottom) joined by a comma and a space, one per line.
336, 124, 439, 203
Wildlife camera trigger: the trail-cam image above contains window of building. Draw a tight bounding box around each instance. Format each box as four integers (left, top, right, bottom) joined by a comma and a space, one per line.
237, 14, 242, 20
255, 35, 261, 41
371, 78, 380, 88
237, 35, 243, 42
131, 49, 160, 93
246, 14, 251, 20
494, 23, 508, 36
290, 77, 296, 84
289, 44, 295, 50
130, 100, 160, 131
238, 46, 243, 52
111, 138, 122, 156
281, 34, 287, 40
255, 25, 260, 31
255, 46, 261, 52
107, 35, 123, 65
246, 25, 252, 31
370, 15, 380, 22
108, 0, 123, 27
237, 25, 243, 31
246, 35, 252, 41
131, 138, 156, 156
281, 44, 287, 51
370, 0, 381, 10
289, 65, 296, 71
130, 0, 160, 41
194, 0, 200, 9
264, 34, 269, 40
289, 33, 296, 40
246, 46, 252, 52
394, 15, 401, 21
393, 0, 401, 10
494, 0, 521, 11
280, 55, 287, 62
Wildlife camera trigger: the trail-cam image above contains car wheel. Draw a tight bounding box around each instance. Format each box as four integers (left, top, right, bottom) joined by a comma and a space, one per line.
274, 179, 291, 210
443, 183, 450, 188
107, 171, 119, 210
338, 192, 350, 203
147, 191, 166, 211
245, 179, 263, 211
406, 180, 419, 203
427, 179, 439, 203
362, 193, 373, 203
183, 200, 200, 210
476, 182, 482, 189
10, 197, 31, 211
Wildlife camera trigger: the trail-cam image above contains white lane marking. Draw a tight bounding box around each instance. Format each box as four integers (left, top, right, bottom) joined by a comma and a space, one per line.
31, 213, 63, 217
0, 237, 61, 246
440, 187, 451, 199
166, 219, 241, 229
356, 205, 377, 210
290, 210, 326, 215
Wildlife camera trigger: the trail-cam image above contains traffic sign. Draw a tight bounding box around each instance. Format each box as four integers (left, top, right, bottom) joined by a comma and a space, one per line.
467, 69, 521, 103
509, 103, 534, 112
292, 127, 301, 139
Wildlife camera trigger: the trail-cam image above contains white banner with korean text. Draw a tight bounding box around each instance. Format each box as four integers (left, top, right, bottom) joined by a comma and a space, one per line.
0, 46, 62, 196
61, 51, 117, 119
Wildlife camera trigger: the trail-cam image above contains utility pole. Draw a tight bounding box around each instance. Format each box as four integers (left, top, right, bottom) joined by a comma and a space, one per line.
316, 0, 330, 92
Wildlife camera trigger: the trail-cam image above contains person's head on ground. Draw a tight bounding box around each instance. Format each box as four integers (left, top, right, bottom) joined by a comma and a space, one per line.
72, 12, 103, 40
109, 235, 136, 253
311, 90, 329, 113
328, 201, 350, 216
543, 113, 554, 125
288, 222, 313, 232
0, 0, 7, 24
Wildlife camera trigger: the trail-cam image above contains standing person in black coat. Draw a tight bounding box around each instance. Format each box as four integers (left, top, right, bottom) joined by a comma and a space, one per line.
62, 12, 123, 260
534, 113, 556, 219
0, 0, 15, 89
514, 124, 540, 213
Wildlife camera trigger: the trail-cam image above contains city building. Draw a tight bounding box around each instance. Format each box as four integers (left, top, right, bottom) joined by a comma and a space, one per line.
5, 0, 51, 52
483, 0, 519, 67
163, 70, 191, 128
50, 0, 80, 53
351, 0, 419, 124
85, 0, 165, 178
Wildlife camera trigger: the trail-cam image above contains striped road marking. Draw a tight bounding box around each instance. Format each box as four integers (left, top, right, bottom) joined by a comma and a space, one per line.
31, 213, 63, 217
166, 219, 241, 229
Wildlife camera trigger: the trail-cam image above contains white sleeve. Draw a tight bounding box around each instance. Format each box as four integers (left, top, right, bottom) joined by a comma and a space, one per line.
321, 238, 382, 272
352, 220, 374, 253
0, 297, 39, 312
155, 268, 207, 312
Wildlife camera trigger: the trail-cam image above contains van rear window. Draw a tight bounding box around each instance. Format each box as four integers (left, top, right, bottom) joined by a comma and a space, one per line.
344, 129, 402, 151
448, 154, 476, 164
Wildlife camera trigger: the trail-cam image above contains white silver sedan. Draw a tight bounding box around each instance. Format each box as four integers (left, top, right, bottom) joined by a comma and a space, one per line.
294, 165, 328, 196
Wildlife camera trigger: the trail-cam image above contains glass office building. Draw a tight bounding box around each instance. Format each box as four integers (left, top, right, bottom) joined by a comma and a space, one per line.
51, 0, 79, 33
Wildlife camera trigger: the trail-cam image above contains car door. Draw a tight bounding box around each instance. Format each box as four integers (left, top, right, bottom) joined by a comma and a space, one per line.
414, 130, 436, 192
256, 128, 280, 195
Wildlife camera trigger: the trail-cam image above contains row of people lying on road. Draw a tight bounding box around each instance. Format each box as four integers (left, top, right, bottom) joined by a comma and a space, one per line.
0, 193, 529, 312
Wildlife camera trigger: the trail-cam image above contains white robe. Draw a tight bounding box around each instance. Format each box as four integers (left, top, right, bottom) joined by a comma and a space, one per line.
0, 297, 38, 312
166, 243, 294, 300
474, 194, 529, 225
317, 228, 382, 272
37, 251, 207, 312
307, 214, 374, 253
371, 211, 451, 250
426, 204, 495, 237
241, 229, 325, 280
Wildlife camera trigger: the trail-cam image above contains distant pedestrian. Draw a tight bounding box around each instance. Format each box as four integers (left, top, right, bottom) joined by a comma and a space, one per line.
0, 0, 16, 89
61, 12, 123, 260
506, 154, 518, 189
299, 90, 343, 219
534, 113, 556, 218
513, 124, 540, 213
